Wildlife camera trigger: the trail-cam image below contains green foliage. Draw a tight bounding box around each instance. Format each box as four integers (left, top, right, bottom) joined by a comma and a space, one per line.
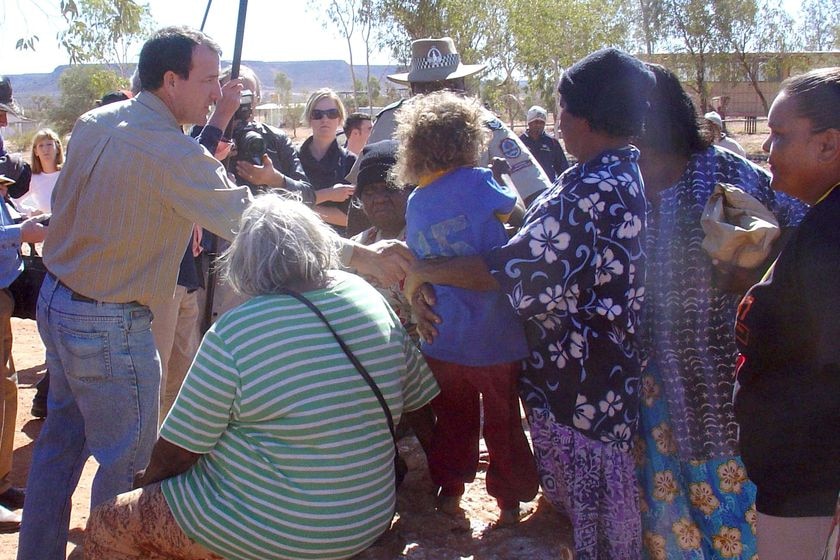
48, 66, 127, 135
274, 71, 298, 135
798, 0, 840, 51
480, 77, 523, 128
374, 0, 504, 68
634, 0, 667, 55
58, 0, 153, 76
714, 0, 794, 113
509, 0, 631, 103
15, 35, 40, 51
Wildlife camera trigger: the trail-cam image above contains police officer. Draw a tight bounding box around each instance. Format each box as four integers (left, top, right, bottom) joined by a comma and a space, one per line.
520, 105, 569, 183
346, 37, 552, 235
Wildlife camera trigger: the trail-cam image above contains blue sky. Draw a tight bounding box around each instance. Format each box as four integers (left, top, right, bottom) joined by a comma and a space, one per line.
2, 0, 807, 76
1, 0, 392, 75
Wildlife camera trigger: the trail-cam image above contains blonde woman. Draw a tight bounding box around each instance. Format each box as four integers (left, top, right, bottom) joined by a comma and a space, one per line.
18, 129, 63, 215
299, 88, 356, 234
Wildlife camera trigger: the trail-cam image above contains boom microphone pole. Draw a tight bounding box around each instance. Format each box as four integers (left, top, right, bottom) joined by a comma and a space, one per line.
202, 0, 249, 335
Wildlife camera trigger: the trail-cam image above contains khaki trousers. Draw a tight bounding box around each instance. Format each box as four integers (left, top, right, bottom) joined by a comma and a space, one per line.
757, 511, 834, 560
0, 289, 17, 494
150, 286, 200, 424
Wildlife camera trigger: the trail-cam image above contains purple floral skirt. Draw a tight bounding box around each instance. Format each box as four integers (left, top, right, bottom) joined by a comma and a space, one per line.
529, 407, 641, 560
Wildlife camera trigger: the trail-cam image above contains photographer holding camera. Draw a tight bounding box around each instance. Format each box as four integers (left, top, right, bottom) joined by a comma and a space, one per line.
196, 65, 312, 201
193, 65, 314, 327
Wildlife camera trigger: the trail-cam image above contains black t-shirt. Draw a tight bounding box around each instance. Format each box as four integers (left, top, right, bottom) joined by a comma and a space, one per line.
519, 132, 568, 183
299, 137, 356, 236
734, 186, 840, 516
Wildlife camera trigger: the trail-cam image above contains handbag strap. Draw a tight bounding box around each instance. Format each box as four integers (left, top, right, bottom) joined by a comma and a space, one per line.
281, 289, 397, 441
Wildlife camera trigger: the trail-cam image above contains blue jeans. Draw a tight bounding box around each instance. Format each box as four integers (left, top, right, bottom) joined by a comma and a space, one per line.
17, 273, 160, 560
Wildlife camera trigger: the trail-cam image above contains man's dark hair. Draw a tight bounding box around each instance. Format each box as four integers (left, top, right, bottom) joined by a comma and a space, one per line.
344, 112, 372, 135
138, 26, 222, 91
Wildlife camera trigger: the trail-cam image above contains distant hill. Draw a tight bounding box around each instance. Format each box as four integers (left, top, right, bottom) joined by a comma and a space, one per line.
7, 60, 402, 106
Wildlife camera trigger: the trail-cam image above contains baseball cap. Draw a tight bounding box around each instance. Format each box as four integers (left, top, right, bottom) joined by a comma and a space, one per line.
527, 105, 548, 124
704, 111, 724, 129
99, 90, 133, 106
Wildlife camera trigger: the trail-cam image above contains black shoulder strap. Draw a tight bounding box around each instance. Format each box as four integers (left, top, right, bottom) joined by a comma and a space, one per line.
282, 289, 396, 440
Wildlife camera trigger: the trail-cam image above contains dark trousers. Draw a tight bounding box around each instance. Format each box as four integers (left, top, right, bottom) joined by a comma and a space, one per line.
425, 356, 539, 510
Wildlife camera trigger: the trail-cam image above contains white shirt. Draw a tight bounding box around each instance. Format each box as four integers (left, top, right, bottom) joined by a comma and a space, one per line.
17, 170, 60, 214
715, 136, 747, 158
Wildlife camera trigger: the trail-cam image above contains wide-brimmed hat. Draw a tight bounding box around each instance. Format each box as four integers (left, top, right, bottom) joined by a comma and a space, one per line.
387, 37, 486, 85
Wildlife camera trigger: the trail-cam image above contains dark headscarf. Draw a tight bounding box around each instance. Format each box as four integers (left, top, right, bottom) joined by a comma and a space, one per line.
558, 48, 656, 138
356, 140, 398, 195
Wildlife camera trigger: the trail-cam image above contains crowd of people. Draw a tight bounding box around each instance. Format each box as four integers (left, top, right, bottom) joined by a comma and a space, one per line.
0, 24, 837, 560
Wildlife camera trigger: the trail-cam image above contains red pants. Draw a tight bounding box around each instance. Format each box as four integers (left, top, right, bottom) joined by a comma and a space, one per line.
425, 356, 539, 510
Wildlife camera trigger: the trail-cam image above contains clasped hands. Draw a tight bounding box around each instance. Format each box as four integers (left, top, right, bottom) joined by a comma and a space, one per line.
352, 239, 441, 343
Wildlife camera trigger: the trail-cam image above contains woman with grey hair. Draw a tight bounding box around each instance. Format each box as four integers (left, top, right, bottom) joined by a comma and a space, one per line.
84, 194, 439, 560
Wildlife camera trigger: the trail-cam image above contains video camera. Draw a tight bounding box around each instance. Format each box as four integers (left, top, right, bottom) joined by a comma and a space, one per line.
231, 89, 267, 166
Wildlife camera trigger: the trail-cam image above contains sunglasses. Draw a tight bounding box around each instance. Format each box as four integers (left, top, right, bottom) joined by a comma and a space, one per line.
311, 108, 341, 120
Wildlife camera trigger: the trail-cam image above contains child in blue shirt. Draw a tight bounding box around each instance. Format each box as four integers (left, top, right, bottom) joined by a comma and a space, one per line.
394, 91, 538, 524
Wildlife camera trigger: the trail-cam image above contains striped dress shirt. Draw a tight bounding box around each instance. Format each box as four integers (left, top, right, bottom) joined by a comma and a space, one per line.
44, 91, 251, 307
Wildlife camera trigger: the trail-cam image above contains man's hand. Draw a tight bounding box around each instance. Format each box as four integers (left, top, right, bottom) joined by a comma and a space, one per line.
350, 239, 414, 286
490, 156, 512, 184
214, 139, 233, 161
412, 283, 441, 344
20, 217, 47, 244
207, 78, 244, 132
237, 154, 283, 188
316, 184, 355, 203
191, 225, 203, 257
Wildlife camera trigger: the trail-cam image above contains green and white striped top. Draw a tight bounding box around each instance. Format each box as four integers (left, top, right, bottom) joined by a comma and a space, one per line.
160, 271, 439, 560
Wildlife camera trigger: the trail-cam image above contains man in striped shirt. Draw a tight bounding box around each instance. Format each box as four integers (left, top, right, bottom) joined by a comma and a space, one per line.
17, 27, 252, 560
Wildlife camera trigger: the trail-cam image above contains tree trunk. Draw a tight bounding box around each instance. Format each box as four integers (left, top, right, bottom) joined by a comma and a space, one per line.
346, 37, 358, 110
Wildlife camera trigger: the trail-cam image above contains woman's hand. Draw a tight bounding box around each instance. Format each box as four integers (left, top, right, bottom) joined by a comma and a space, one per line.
316, 184, 355, 203
237, 154, 283, 187
412, 283, 441, 344
132, 438, 200, 489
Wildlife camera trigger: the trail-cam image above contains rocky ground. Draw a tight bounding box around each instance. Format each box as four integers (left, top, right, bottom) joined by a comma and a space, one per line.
0, 317, 573, 559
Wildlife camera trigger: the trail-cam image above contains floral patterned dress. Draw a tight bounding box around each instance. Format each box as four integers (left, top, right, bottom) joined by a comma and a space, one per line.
635, 146, 808, 560
485, 147, 647, 559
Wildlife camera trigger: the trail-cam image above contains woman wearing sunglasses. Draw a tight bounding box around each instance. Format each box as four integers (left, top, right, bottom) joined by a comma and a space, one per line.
300, 88, 357, 235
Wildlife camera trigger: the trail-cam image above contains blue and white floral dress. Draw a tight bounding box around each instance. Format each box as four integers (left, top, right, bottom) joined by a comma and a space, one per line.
635, 146, 808, 560
486, 146, 647, 559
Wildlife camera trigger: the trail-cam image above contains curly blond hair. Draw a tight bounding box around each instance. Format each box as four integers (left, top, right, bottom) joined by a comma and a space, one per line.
393, 91, 488, 185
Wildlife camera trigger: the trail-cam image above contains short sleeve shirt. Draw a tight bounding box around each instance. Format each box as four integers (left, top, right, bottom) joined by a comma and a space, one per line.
406, 167, 529, 366
160, 271, 439, 560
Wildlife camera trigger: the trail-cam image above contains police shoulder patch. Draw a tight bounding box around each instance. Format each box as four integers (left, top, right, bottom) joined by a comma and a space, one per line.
499, 137, 522, 159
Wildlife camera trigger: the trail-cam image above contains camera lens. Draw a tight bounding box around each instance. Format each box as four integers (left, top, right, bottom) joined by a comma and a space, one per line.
239, 131, 266, 165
